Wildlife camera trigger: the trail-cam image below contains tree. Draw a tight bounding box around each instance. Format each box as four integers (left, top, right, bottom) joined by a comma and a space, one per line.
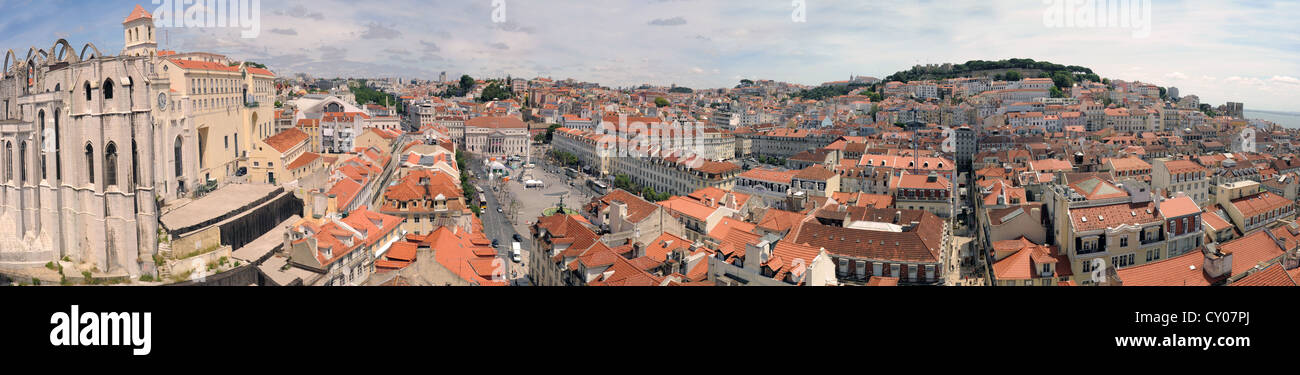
1158, 87, 1168, 100
543, 123, 562, 143
1199, 104, 1218, 118
1051, 72, 1074, 89
479, 83, 513, 102
668, 87, 693, 93
614, 174, 633, 191
459, 75, 476, 91
1004, 70, 1023, 81
740, 79, 754, 86
1050, 86, 1066, 98
654, 97, 670, 107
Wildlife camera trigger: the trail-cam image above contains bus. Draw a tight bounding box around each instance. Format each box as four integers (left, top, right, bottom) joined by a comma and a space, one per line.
565, 167, 580, 178
477, 192, 488, 210
588, 180, 609, 195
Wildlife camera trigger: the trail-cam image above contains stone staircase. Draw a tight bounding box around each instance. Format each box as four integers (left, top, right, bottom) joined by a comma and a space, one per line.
156, 241, 174, 281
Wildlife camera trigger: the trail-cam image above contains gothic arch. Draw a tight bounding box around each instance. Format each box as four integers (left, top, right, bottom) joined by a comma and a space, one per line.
24, 47, 46, 66
79, 43, 102, 61
4, 49, 17, 77
50, 39, 76, 64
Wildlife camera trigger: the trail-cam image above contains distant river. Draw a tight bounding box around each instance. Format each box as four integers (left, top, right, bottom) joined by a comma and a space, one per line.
1246, 109, 1300, 129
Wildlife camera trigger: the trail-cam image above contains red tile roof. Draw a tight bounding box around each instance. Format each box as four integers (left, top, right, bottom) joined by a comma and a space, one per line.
1069, 201, 1159, 232
865, 277, 899, 286
285, 152, 321, 171
1229, 191, 1293, 218
642, 232, 693, 262
758, 208, 806, 233
1230, 264, 1297, 286
124, 4, 151, 23
592, 189, 659, 223
793, 165, 835, 181
1158, 196, 1201, 218
423, 225, 507, 286
246, 67, 275, 77
169, 59, 239, 72
1218, 230, 1287, 276
895, 174, 951, 190
992, 241, 1069, 281
1116, 251, 1217, 286
263, 128, 310, 153
791, 209, 944, 263
465, 116, 527, 129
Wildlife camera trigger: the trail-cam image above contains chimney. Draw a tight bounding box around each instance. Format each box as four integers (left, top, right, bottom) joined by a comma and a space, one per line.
1202, 243, 1233, 279
894, 210, 902, 224
327, 194, 339, 216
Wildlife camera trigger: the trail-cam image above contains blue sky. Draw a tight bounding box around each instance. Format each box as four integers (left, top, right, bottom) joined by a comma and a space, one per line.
1, 0, 1297, 111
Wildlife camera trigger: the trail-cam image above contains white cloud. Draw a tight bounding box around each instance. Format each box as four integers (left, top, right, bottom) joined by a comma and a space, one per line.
81, 0, 1293, 110
1271, 76, 1300, 85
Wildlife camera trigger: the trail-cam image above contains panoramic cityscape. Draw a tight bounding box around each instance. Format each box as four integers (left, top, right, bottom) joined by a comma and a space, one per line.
0, 0, 1298, 289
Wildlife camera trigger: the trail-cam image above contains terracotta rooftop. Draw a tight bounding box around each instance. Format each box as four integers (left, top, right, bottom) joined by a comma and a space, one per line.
1218, 230, 1287, 276
1115, 251, 1218, 286
1230, 263, 1297, 286
739, 168, 796, 185
263, 128, 310, 153
124, 4, 152, 23
791, 209, 944, 264
1158, 196, 1201, 219
1069, 201, 1159, 232
1229, 191, 1292, 218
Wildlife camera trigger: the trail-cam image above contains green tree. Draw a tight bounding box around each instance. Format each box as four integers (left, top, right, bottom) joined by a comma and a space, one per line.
740, 79, 754, 86
1004, 70, 1023, 81
1051, 72, 1074, 89
1050, 86, 1066, 98
614, 174, 633, 191
654, 97, 670, 107
460, 75, 476, 91
478, 83, 513, 102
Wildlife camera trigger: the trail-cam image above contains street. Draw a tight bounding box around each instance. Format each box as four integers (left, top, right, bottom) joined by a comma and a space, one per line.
471, 158, 530, 286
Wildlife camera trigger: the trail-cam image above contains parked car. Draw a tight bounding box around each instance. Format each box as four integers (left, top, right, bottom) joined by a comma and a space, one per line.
513, 233, 523, 242
511, 242, 522, 263
491, 239, 499, 248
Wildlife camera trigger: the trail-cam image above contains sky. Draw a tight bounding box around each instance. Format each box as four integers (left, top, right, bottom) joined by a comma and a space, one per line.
1, 0, 1297, 111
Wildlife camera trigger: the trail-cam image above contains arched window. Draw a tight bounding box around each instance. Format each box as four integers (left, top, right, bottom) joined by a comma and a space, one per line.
54, 109, 61, 180
174, 136, 183, 177
105, 142, 118, 187
85, 143, 94, 185
103, 79, 114, 100
19, 141, 26, 184
38, 110, 46, 181
84, 81, 92, 101
3, 141, 9, 182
